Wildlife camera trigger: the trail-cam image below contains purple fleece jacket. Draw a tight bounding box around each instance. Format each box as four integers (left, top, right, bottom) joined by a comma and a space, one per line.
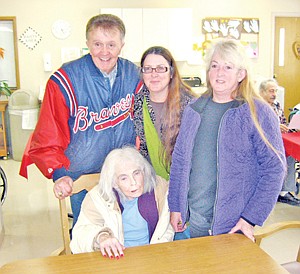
168, 95, 286, 235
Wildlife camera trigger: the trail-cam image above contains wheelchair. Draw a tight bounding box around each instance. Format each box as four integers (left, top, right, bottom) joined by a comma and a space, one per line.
0, 166, 7, 205
288, 105, 300, 195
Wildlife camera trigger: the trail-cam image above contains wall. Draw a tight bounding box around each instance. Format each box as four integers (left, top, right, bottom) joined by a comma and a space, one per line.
1, 0, 300, 99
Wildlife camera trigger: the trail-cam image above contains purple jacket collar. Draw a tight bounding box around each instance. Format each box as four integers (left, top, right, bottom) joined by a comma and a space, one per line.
114, 189, 159, 242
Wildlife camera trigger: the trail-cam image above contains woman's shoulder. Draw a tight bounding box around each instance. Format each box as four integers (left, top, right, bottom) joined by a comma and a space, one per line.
134, 84, 148, 100
180, 87, 195, 100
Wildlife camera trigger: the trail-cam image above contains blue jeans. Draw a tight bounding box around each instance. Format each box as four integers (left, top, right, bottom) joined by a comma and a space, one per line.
282, 156, 297, 192
174, 226, 190, 240
70, 189, 87, 228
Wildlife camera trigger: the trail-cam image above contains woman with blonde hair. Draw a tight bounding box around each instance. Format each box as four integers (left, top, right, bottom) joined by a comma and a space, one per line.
168, 38, 286, 241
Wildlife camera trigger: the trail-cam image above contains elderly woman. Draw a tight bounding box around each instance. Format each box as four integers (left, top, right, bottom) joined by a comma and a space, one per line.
168, 38, 286, 242
70, 146, 174, 258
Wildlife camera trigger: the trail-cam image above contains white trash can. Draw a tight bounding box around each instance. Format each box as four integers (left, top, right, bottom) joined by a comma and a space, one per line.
8, 90, 39, 161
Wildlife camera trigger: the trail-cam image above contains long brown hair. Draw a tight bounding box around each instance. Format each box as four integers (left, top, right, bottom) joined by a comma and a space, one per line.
140, 46, 193, 168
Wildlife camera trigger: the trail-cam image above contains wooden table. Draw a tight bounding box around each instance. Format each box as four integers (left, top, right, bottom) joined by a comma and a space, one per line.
0, 234, 287, 273
282, 132, 300, 161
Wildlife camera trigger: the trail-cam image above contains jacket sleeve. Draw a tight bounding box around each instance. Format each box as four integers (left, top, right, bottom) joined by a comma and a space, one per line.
241, 104, 286, 226
168, 106, 199, 224
28, 78, 71, 179
70, 188, 111, 253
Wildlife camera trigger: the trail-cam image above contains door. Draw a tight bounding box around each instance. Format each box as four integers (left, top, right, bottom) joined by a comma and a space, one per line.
274, 17, 300, 116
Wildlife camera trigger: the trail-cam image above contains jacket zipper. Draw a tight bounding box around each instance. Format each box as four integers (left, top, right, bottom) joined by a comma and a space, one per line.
209, 107, 234, 236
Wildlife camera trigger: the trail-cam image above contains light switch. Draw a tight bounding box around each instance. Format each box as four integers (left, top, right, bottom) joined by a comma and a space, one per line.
43, 53, 52, 72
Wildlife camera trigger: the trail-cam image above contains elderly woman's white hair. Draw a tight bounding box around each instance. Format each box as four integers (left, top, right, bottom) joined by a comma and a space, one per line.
98, 146, 157, 202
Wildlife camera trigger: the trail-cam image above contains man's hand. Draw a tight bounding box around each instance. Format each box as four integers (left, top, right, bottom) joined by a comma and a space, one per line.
280, 123, 289, 133
53, 176, 73, 199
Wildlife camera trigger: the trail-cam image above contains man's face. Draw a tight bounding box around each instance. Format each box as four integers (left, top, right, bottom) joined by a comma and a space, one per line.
262, 82, 278, 105
86, 26, 124, 74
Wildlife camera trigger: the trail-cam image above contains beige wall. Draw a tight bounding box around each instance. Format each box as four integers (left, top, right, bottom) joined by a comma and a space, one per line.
1, 0, 300, 98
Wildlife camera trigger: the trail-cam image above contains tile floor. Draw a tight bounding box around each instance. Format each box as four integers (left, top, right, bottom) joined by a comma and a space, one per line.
0, 159, 300, 268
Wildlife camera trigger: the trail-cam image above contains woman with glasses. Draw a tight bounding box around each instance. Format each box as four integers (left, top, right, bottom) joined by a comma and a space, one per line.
70, 146, 174, 258
134, 46, 194, 181
133, 46, 195, 240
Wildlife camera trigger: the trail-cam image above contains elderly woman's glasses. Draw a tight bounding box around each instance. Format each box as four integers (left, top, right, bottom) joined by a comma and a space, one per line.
141, 65, 169, 74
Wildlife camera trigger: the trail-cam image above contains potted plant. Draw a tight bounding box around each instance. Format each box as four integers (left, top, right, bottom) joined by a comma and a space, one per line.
0, 81, 12, 97
0, 48, 12, 97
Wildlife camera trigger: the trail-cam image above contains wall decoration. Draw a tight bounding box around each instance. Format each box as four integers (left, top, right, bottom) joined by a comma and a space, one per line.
52, 19, 71, 40
242, 41, 259, 58
202, 17, 259, 58
19, 27, 42, 50
202, 18, 259, 37
293, 41, 300, 60
0, 16, 20, 90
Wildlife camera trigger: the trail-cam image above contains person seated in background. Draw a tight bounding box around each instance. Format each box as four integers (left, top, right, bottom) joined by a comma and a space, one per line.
70, 146, 174, 258
259, 78, 300, 206
133, 46, 195, 240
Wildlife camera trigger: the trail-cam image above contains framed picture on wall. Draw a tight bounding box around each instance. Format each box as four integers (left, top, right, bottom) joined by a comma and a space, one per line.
0, 17, 20, 90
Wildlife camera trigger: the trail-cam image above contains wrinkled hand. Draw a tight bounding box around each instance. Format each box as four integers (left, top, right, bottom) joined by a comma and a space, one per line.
99, 234, 125, 259
170, 212, 187, 232
229, 218, 255, 242
53, 176, 73, 199
280, 124, 289, 133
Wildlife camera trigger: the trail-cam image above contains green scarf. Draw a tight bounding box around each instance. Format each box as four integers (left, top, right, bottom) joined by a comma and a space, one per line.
143, 97, 169, 180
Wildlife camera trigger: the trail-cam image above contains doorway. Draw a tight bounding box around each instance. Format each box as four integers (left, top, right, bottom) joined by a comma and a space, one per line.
274, 16, 300, 116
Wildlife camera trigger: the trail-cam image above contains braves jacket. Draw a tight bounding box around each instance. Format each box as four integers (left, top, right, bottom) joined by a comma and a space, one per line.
27, 54, 141, 181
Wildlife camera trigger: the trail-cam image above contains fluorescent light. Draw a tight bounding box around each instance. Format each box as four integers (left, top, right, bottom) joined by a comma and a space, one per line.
278, 28, 285, 67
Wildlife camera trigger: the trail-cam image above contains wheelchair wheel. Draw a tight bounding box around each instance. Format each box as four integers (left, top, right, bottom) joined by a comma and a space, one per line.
0, 166, 7, 205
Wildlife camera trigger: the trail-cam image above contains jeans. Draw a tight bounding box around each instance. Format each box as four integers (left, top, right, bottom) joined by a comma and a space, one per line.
282, 156, 297, 192
174, 226, 191, 240
70, 189, 87, 228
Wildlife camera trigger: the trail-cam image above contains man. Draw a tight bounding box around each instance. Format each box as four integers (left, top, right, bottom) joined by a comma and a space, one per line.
21, 14, 141, 224
259, 78, 300, 206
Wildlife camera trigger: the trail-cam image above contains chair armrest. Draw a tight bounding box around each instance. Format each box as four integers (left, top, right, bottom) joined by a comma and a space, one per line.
254, 221, 300, 246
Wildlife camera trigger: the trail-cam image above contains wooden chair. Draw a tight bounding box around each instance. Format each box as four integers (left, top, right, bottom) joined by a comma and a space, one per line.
254, 221, 300, 273
52, 173, 100, 256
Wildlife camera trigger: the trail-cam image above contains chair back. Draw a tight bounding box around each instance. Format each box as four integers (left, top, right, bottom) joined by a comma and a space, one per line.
53, 173, 100, 255
254, 220, 300, 272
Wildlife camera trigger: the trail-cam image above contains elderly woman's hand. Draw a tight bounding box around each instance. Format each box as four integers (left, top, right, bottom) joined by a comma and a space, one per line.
98, 233, 125, 259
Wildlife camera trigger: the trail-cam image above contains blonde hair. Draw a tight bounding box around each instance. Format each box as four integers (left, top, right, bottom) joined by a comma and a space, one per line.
204, 38, 284, 161
98, 146, 157, 202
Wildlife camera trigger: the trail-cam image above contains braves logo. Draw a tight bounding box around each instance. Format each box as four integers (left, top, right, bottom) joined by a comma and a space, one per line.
73, 94, 134, 133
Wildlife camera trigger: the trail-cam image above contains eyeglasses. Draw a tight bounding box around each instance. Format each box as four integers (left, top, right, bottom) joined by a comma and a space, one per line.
141, 65, 169, 74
